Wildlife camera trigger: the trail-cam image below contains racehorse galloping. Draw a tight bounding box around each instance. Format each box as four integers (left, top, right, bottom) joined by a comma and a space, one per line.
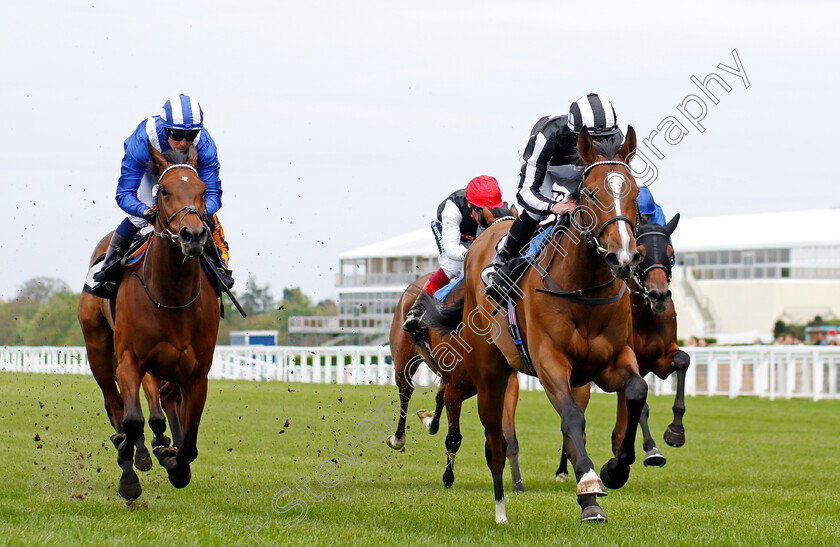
387, 206, 526, 491
556, 216, 690, 478
78, 144, 220, 500
421, 127, 644, 524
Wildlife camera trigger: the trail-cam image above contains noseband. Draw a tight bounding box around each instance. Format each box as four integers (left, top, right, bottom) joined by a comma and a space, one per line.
576, 160, 636, 254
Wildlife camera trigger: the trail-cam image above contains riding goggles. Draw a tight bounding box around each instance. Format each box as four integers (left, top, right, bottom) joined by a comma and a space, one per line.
165, 128, 200, 142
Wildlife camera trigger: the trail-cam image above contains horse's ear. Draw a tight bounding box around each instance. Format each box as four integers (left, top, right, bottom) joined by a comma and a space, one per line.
147, 141, 170, 175
577, 127, 597, 164
482, 206, 495, 227
619, 125, 637, 162
664, 212, 680, 236
511, 204, 519, 218
186, 144, 198, 168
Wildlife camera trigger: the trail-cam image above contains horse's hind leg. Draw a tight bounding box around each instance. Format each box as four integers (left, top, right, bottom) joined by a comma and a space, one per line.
441, 383, 467, 489
157, 375, 208, 489
159, 380, 181, 448
502, 371, 524, 492
600, 351, 648, 491
639, 403, 666, 467
114, 357, 145, 500
419, 382, 445, 435
387, 353, 421, 450
134, 374, 166, 472
664, 350, 690, 447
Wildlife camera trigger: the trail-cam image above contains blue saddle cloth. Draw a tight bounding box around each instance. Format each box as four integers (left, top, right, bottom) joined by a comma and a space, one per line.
433, 275, 464, 302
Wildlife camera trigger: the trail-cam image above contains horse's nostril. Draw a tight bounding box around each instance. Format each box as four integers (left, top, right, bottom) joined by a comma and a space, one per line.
632, 252, 641, 265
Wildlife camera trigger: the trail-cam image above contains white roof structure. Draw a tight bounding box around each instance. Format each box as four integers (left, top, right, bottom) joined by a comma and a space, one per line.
341, 209, 840, 260
671, 209, 840, 252
340, 228, 437, 260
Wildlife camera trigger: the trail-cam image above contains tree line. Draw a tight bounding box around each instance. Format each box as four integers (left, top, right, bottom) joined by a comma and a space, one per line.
0, 276, 335, 347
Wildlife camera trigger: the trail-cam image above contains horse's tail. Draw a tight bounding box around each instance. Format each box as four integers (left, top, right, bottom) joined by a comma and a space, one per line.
417, 291, 465, 336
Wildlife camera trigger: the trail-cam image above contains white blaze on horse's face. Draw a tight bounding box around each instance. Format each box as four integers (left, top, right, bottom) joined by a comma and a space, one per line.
606, 171, 633, 267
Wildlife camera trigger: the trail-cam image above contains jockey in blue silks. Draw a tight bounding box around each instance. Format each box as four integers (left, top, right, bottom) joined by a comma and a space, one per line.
94, 94, 230, 285
637, 186, 666, 226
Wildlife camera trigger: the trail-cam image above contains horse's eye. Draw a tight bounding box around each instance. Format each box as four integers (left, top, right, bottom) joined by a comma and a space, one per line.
159, 187, 168, 197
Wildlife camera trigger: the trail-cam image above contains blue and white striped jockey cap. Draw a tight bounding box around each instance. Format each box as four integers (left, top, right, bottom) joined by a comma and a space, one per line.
160, 94, 204, 130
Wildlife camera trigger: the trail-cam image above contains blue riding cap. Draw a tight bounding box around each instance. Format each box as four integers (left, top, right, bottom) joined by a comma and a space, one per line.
160, 94, 204, 130
637, 186, 656, 215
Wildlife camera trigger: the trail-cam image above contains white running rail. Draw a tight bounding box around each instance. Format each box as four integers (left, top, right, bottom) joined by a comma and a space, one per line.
2, 346, 840, 401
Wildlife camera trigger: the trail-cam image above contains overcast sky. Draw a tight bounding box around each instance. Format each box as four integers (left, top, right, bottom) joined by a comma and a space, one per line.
2, 0, 838, 302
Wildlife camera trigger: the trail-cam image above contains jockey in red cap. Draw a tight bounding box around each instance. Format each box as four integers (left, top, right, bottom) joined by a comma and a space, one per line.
403, 175, 505, 332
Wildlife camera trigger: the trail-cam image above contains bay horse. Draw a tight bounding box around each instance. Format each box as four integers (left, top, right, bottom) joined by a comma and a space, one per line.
421, 126, 644, 524
386, 206, 526, 491
78, 144, 219, 500
556, 215, 691, 479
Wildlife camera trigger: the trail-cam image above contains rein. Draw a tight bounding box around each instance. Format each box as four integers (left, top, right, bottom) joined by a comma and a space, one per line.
131, 236, 203, 310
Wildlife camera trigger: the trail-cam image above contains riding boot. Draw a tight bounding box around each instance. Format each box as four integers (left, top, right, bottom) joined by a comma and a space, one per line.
402, 296, 427, 333
485, 213, 540, 302
203, 239, 234, 290
93, 232, 132, 284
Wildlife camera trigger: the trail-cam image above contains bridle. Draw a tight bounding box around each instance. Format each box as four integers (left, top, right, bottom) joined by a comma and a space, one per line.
131, 163, 206, 309
152, 164, 206, 243
632, 228, 675, 304
575, 160, 637, 255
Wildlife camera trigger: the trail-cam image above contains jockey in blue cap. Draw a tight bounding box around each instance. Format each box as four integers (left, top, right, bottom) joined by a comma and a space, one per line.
94, 94, 230, 288
637, 186, 666, 226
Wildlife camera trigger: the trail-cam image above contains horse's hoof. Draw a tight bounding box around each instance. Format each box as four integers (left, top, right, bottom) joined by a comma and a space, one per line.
118, 478, 142, 500
643, 447, 667, 467
154, 446, 178, 470
576, 469, 607, 496
168, 469, 191, 489
664, 425, 686, 448
152, 435, 171, 448
385, 435, 405, 450
555, 471, 569, 482
443, 467, 455, 488
581, 504, 607, 523
416, 410, 435, 434
600, 459, 630, 490
134, 453, 153, 472
512, 480, 525, 493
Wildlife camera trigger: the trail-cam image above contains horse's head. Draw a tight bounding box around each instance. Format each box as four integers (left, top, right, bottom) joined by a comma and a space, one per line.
148, 143, 210, 258
481, 202, 518, 227
635, 214, 679, 313
574, 126, 641, 280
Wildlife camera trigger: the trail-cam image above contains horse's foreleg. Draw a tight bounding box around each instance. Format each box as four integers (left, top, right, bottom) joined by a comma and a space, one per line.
387, 354, 421, 450
541, 368, 606, 523
475, 363, 509, 524
133, 374, 166, 472
114, 357, 145, 500
664, 349, 690, 447
502, 371, 524, 492
600, 349, 647, 491
557, 384, 591, 482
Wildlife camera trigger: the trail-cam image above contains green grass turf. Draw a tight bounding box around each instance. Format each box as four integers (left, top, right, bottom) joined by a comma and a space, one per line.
1, 371, 839, 546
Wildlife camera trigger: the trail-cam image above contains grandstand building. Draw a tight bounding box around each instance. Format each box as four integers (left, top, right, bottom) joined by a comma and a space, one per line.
289, 209, 840, 345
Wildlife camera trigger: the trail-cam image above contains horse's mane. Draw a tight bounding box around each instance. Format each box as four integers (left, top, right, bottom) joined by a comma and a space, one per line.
489, 202, 514, 218
145, 147, 193, 179
574, 131, 624, 163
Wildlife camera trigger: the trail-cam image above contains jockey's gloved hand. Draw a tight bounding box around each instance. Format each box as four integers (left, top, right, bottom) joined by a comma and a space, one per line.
143, 208, 157, 225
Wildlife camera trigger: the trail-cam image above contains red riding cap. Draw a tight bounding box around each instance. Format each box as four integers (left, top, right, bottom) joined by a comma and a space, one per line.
465, 175, 504, 209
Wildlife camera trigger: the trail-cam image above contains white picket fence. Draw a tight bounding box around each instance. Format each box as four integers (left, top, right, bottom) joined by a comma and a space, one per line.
3, 345, 840, 401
